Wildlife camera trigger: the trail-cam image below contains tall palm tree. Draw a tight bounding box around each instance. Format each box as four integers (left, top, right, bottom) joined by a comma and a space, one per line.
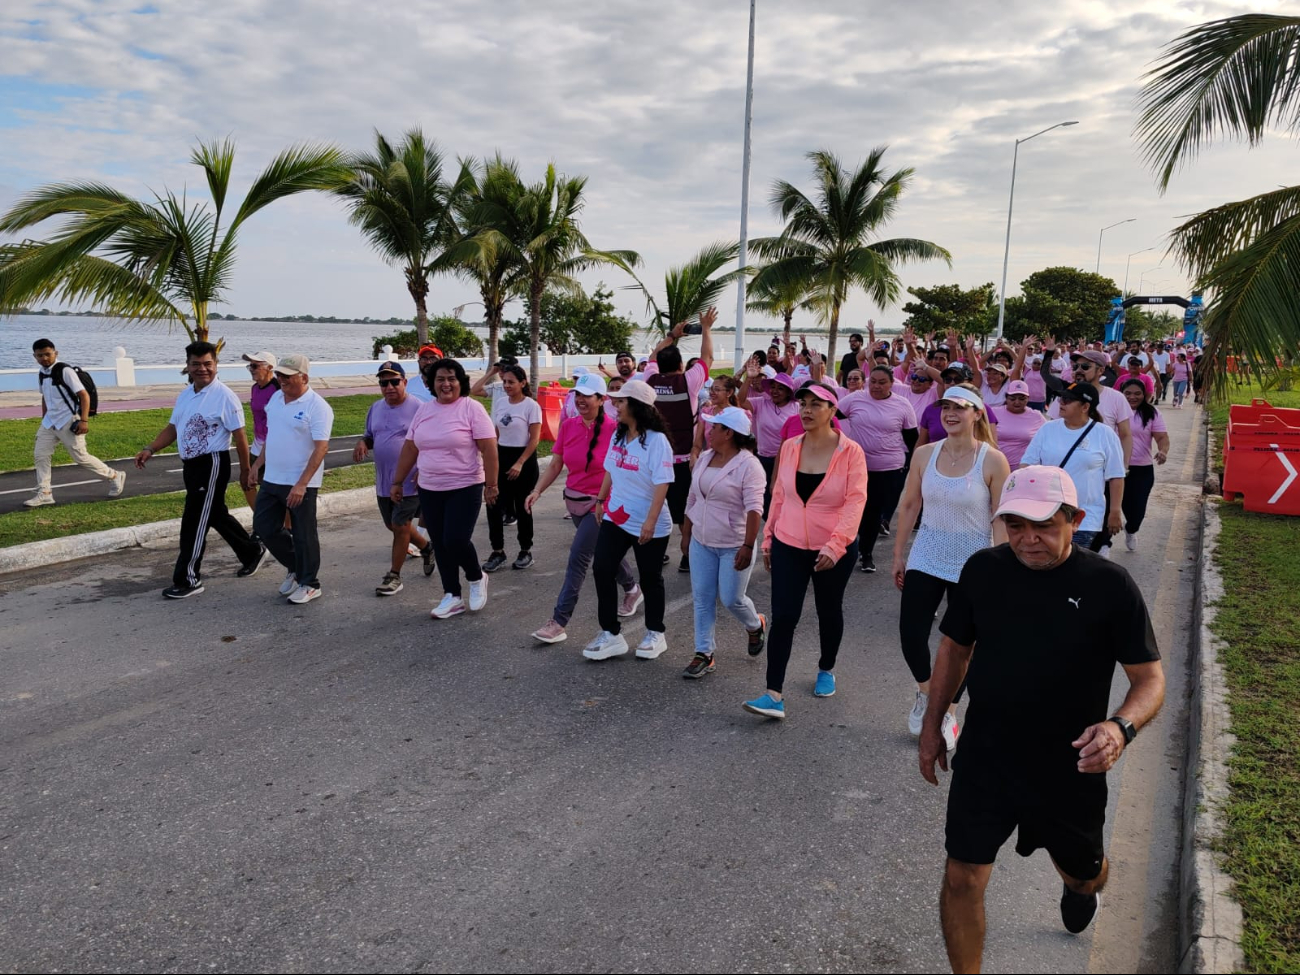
745, 268, 817, 346
612, 240, 742, 335
335, 128, 473, 347
0, 140, 348, 343
466, 159, 638, 387
750, 148, 951, 364
1135, 13, 1300, 390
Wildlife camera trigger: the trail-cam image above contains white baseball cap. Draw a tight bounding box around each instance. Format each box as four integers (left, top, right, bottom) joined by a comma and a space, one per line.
242, 350, 277, 367
572, 373, 607, 397
702, 406, 752, 436
607, 378, 656, 406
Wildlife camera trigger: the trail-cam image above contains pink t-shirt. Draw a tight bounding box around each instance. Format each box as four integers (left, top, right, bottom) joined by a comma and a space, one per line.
1129, 409, 1168, 466
780, 412, 841, 441
837, 390, 918, 471
1173, 361, 1190, 382
1117, 371, 1155, 399
896, 381, 938, 419
406, 396, 496, 490
995, 406, 1047, 467
749, 390, 800, 458
553, 414, 616, 497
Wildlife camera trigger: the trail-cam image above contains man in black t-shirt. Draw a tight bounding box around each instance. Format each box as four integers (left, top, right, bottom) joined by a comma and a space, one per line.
837, 332, 864, 385
918, 465, 1164, 972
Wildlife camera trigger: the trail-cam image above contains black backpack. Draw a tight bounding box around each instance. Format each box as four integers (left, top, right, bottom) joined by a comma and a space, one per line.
40, 362, 99, 417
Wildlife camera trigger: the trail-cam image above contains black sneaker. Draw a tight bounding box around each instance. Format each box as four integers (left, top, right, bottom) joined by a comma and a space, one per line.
879, 521, 891, 537
503, 512, 517, 526
1060, 884, 1101, 934
236, 544, 270, 578
513, 551, 533, 570
678, 554, 690, 573
682, 653, 715, 679
163, 583, 204, 599
860, 554, 876, 573
747, 614, 767, 657
662, 552, 670, 564
421, 542, 436, 577
482, 551, 508, 573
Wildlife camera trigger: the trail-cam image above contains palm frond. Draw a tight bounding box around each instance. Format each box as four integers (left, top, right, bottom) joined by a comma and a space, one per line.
230, 142, 349, 231
0, 241, 186, 322
191, 138, 235, 217
0, 181, 137, 233
1167, 186, 1300, 275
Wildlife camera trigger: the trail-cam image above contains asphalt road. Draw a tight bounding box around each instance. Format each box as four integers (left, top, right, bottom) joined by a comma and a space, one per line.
0, 405, 1203, 973
0, 435, 365, 514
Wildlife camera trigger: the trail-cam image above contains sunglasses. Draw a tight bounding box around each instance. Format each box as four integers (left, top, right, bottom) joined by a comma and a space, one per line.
378, 377, 403, 387
246, 363, 265, 371
909, 375, 932, 382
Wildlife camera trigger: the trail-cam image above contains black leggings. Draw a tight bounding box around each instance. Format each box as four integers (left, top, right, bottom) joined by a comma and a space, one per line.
858, 467, 905, 560
1122, 464, 1155, 534
666, 459, 692, 526
593, 521, 669, 634
759, 454, 776, 520
765, 536, 858, 693
419, 484, 484, 597
899, 569, 965, 703
487, 446, 539, 552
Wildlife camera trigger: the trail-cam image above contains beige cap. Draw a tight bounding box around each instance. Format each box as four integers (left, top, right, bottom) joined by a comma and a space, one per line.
273, 353, 310, 376
241, 350, 277, 367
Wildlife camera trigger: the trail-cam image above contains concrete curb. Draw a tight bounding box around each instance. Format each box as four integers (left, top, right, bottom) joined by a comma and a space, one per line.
0, 487, 376, 576
1178, 413, 1245, 974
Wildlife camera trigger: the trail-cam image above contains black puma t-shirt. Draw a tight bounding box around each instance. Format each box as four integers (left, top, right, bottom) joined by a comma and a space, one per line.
940, 544, 1160, 781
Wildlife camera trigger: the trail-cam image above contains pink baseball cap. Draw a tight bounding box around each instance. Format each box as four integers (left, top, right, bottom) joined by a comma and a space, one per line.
995, 465, 1079, 522
1006, 379, 1030, 397
795, 381, 840, 406
771, 372, 797, 393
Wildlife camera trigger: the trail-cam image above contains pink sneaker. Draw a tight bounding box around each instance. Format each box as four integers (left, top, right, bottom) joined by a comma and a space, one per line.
531, 620, 567, 644
618, 585, 644, 618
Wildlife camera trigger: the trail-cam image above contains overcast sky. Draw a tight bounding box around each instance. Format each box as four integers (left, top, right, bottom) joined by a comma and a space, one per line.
2, 0, 1294, 335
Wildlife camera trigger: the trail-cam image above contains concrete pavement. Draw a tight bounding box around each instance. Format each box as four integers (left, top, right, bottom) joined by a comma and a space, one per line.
0, 404, 1203, 973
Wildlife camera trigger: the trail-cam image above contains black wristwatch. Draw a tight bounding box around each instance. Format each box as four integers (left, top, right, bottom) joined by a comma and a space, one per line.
1108, 715, 1136, 745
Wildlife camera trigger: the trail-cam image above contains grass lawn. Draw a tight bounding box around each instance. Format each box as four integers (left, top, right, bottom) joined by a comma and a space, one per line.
1210, 382, 1300, 973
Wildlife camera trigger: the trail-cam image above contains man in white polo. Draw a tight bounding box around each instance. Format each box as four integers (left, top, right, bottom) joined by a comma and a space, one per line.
248, 353, 334, 605
135, 341, 266, 598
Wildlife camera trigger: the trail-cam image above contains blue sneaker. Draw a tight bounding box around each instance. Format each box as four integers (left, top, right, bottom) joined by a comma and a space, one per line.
742, 693, 785, 720
814, 671, 836, 697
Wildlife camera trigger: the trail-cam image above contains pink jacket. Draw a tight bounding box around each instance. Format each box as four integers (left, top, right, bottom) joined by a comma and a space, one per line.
763, 432, 868, 563
684, 449, 766, 548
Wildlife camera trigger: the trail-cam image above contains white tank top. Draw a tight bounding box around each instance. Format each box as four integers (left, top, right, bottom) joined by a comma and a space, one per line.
906, 439, 993, 583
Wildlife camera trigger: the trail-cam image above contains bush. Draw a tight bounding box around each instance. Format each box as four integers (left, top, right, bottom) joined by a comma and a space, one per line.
371, 316, 484, 359
499, 285, 635, 359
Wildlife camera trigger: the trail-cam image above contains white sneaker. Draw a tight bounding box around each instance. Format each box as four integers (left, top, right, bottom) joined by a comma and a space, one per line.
908, 691, 929, 736
1125, 532, 1137, 552
1098, 544, 1112, 560
468, 575, 488, 611
430, 594, 466, 619
407, 543, 421, 558
635, 630, 667, 660
617, 585, 644, 618
287, 584, 321, 604
941, 712, 961, 751
23, 492, 55, 507
108, 470, 127, 497
582, 630, 629, 660
278, 571, 298, 596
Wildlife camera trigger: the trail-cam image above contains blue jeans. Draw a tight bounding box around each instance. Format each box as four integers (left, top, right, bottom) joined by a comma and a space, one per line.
552, 509, 634, 627
689, 538, 762, 655
1072, 530, 1097, 549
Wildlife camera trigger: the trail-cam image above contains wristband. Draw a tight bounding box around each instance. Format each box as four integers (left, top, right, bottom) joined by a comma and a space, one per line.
740, 543, 754, 550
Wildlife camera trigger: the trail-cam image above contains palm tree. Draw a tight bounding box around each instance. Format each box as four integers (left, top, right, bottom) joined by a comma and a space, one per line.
0, 140, 348, 343
612, 240, 742, 335
335, 128, 473, 347
1135, 13, 1300, 390
745, 268, 817, 346
750, 148, 951, 364
465, 159, 638, 387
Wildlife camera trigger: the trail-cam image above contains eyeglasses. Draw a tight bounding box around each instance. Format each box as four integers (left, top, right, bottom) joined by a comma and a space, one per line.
909, 375, 931, 382
246, 363, 263, 371
378, 378, 402, 387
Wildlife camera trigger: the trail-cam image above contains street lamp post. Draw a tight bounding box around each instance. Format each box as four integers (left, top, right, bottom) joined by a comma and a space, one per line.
1096, 218, 1135, 274
1123, 246, 1157, 294
733, 0, 758, 369
996, 120, 1079, 341
1138, 266, 1164, 293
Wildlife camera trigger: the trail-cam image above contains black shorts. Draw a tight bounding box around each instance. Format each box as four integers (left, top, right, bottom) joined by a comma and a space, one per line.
945, 759, 1106, 881
376, 495, 420, 529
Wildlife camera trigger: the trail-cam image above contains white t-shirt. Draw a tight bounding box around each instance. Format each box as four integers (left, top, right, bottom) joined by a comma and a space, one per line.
39, 362, 85, 430
1151, 352, 1171, 374
603, 429, 675, 539
263, 388, 335, 488
1020, 419, 1126, 532
492, 394, 542, 448
1048, 384, 1134, 433
169, 379, 245, 460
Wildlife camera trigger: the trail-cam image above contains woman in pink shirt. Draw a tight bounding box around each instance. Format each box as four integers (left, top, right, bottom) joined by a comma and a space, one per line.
1171, 352, 1191, 408
680, 407, 768, 678
1117, 356, 1155, 400
743, 381, 867, 720
691, 375, 750, 463
525, 373, 640, 644
992, 379, 1046, 467
736, 363, 799, 517
1119, 379, 1170, 552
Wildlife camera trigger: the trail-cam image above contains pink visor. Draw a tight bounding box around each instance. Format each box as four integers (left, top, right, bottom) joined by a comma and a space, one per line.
795, 381, 839, 406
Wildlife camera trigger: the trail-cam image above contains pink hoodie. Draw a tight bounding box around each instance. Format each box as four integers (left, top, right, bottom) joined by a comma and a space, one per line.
763, 432, 868, 563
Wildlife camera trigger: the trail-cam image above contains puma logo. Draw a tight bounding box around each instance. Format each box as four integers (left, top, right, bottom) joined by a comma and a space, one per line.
1068, 597, 1082, 609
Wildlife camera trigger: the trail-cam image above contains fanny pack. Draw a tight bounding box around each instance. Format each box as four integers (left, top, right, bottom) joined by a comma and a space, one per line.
563, 490, 597, 519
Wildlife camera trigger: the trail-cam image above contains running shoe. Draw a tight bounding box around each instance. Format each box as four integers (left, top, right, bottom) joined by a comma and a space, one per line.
236, 544, 270, 578
1098, 544, 1112, 560
635, 630, 668, 660
430, 594, 466, 618
1125, 532, 1137, 552
582, 630, 629, 660
108, 470, 127, 497
742, 693, 785, 719
513, 551, 533, 570
406, 543, 421, 558
678, 554, 690, 573
747, 614, 767, 656
503, 512, 517, 526
287, 584, 321, 604
375, 572, 403, 597
278, 571, 298, 596
814, 671, 836, 697
482, 551, 508, 573
941, 712, 961, 750
682, 653, 715, 679
468, 576, 488, 611
1060, 884, 1102, 934
23, 492, 55, 507
531, 620, 567, 644
860, 555, 876, 573
879, 521, 891, 537
421, 541, 436, 577
908, 691, 929, 736
163, 583, 204, 599
618, 585, 644, 618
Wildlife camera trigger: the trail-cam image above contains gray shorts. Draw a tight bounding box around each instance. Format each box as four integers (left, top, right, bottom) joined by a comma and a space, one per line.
377, 495, 420, 528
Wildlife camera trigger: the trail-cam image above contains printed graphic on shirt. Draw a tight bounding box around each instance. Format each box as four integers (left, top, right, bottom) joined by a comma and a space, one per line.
180, 413, 219, 458
610, 444, 641, 472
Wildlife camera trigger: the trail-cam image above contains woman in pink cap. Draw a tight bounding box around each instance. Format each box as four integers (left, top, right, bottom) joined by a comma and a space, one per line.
743, 380, 867, 720
993, 379, 1046, 468
736, 360, 799, 517
680, 406, 768, 678
690, 375, 749, 464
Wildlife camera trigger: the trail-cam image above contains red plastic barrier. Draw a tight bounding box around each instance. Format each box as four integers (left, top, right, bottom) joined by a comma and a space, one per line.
537, 382, 567, 441
1222, 399, 1300, 515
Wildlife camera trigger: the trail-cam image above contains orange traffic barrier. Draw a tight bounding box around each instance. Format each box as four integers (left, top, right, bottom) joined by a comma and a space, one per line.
1222, 399, 1300, 515
537, 382, 567, 441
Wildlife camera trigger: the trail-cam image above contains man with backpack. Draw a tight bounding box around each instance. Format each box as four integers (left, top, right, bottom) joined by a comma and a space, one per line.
26, 338, 125, 507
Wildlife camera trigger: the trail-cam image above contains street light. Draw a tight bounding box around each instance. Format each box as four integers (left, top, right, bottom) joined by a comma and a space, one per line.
733, 0, 758, 369
1138, 266, 1165, 293
996, 120, 1080, 340
1123, 246, 1158, 294
1096, 218, 1136, 273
